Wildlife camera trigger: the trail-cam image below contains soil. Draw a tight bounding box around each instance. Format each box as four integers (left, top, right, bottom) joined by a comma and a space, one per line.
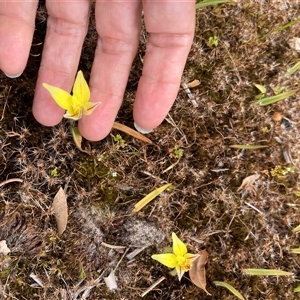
1, 1, 300, 299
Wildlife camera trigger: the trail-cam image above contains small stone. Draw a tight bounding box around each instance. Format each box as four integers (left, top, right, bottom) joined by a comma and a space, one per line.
272, 112, 282, 122
288, 37, 300, 51
0, 240, 11, 255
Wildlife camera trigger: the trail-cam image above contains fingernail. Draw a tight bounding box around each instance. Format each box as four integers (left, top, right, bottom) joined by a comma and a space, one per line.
134, 122, 153, 134
4, 72, 23, 79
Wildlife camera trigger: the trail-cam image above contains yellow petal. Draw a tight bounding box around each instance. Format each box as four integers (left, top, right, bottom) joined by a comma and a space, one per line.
84, 101, 100, 115
175, 264, 188, 281
151, 253, 177, 268
43, 83, 73, 111
72, 70, 90, 104
185, 253, 200, 265
172, 232, 187, 257
64, 110, 82, 121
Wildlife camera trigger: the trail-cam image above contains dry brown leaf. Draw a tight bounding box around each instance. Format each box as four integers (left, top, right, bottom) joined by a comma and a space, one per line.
237, 174, 260, 192
113, 122, 153, 144
52, 187, 68, 235
189, 249, 211, 296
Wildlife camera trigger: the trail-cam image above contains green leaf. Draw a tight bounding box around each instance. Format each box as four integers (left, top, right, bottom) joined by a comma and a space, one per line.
258, 90, 297, 106
243, 269, 293, 276
196, 0, 236, 9
229, 144, 269, 149
285, 61, 300, 76
253, 83, 266, 94
214, 281, 245, 300
254, 93, 265, 100
294, 285, 300, 293
132, 183, 172, 213
291, 248, 300, 254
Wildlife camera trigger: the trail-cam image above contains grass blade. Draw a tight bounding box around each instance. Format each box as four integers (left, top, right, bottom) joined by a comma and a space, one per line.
243, 269, 293, 276
196, 0, 236, 9
285, 61, 300, 76
132, 183, 172, 213
291, 248, 300, 254
214, 281, 245, 300
258, 90, 297, 106
273, 17, 300, 33
229, 144, 268, 149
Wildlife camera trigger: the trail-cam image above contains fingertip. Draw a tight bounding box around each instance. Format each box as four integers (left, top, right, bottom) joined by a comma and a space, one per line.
78, 117, 112, 142
3, 71, 23, 79
32, 104, 63, 127
133, 122, 154, 134
0, 21, 34, 75
0, 41, 28, 76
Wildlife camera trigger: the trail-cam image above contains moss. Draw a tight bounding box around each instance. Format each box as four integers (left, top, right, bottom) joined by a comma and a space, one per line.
72, 157, 109, 180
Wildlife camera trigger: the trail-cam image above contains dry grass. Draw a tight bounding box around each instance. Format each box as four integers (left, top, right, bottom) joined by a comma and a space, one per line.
1, 1, 300, 299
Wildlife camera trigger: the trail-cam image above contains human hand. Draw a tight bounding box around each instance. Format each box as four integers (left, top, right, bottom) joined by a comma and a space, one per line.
0, 0, 195, 141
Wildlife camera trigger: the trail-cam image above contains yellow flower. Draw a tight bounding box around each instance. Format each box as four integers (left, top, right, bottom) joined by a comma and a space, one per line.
43, 70, 100, 120
151, 232, 199, 281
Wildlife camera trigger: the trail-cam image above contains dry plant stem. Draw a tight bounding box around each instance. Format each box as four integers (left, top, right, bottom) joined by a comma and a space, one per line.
101, 242, 126, 250
140, 171, 168, 183
165, 112, 188, 144
244, 201, 264, 215
141, 277, 166, 298
0, 86, 10, 122
181, 82, 198, 108
0, 178, 23, 188
113, 248, 129, 273
162, 160, 180, 173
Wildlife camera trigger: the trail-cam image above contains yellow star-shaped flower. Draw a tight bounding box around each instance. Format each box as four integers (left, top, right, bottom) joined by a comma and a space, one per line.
43, 70, 100, 121
152, 232, 199, 281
